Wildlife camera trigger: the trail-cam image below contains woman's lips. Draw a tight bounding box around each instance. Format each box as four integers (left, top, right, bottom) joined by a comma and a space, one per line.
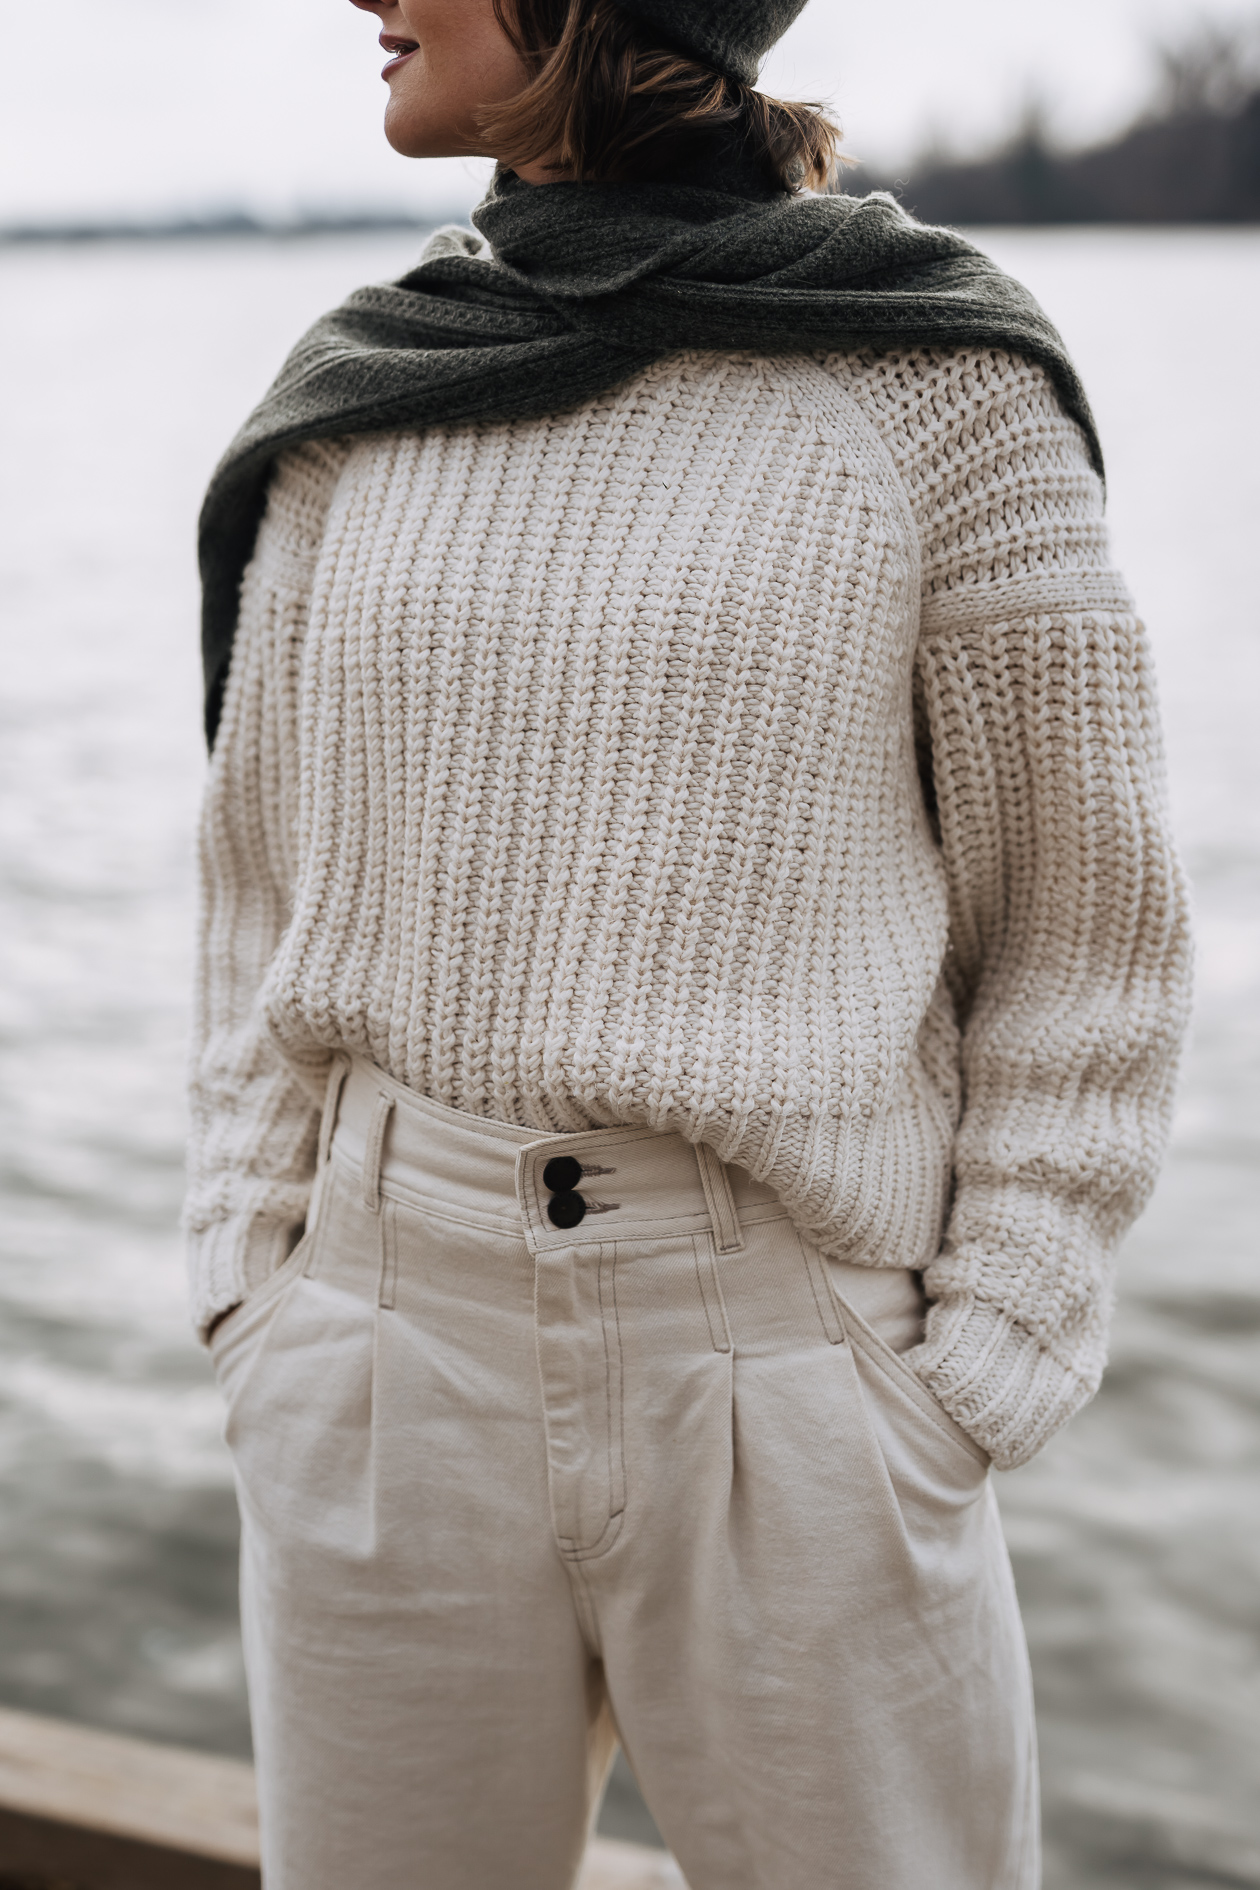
380, 38, 418, 77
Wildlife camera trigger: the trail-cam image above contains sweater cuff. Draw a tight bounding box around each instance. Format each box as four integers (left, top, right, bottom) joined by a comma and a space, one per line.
185, 1215, 300, 1344
903, 1294, 1097, 1470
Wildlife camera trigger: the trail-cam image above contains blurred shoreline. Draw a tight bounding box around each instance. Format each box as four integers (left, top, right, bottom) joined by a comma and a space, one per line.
0, 210, 455, 247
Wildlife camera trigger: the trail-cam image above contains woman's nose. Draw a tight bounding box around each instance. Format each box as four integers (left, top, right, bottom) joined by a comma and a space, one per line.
347, 0, 386, 13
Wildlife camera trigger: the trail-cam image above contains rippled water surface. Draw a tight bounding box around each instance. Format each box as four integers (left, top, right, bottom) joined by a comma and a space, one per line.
0, 228, 1257, 1884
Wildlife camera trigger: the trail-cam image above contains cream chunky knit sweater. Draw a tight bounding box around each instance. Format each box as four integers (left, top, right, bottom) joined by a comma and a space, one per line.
187, 345, 1191, 1468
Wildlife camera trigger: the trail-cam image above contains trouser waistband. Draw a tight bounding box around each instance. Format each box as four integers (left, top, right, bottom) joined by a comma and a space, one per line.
317, 1055, 782, 1254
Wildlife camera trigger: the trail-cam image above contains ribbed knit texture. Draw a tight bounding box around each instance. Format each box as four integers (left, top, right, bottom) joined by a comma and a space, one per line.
187, 345, 1191, 1469
613, 0, 811, 82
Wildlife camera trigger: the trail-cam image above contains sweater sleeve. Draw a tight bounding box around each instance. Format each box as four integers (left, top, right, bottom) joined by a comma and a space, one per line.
849, 347, 1193, 1467
184, 438, 351, 1339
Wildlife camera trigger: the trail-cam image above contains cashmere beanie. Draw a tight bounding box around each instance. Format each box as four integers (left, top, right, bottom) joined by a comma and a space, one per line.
612, 0, 811, 82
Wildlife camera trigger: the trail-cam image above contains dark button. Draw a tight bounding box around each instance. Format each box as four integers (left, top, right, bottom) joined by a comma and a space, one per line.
547, 1191, 587, 1229
543, 1155, 583, 1194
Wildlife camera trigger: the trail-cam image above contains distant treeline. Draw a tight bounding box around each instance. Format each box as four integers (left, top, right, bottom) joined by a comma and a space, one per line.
849, 21, 1260, 223
851, 93, 1260, 224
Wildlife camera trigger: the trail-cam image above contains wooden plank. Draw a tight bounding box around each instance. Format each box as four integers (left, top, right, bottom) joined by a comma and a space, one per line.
0, 1707, 682, 1888
0, 1709, 257, 1870
0, 1801, 259, 1889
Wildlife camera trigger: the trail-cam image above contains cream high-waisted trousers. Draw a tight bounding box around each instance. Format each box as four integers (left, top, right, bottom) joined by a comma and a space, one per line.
212, 1056, 1039, 1890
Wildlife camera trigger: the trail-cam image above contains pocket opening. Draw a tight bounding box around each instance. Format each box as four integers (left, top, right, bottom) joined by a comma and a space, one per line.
208, 1226, 314, 1360
828, 1287, 989, 1469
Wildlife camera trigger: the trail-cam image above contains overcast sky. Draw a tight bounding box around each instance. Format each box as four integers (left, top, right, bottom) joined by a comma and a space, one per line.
1, 0, 1254, 225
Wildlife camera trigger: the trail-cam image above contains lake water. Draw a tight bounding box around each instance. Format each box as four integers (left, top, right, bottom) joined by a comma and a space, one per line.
0, 227, 1257, 1886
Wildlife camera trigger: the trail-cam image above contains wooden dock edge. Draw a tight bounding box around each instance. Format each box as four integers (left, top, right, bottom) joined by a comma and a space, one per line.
0, 1705, 683, 1887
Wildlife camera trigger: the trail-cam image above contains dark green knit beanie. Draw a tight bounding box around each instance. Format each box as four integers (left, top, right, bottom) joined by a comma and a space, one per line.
612, 0, 812, 83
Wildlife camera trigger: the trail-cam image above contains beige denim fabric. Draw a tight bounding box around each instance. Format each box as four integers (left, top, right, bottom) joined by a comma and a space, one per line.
213, 1057, 1039, 1890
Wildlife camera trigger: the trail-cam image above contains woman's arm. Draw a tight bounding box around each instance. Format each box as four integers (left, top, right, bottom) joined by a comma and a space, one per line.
853, 346, 1193, 1467
184, 439, 351, 1340
912, 596, 1190, 1466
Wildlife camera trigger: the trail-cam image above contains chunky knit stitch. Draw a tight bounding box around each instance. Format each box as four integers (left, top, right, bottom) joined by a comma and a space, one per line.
199, 172, 1102, 744
186, 346, 1191, 1469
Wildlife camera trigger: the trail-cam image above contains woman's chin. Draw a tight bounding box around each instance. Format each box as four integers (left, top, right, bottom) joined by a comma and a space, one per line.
383, 107, 470, 161
383, 104, 427, 159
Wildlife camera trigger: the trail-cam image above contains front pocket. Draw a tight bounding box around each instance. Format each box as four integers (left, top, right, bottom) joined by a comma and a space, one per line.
208, 1225, 316, 1370
830, 1288, 990, 1472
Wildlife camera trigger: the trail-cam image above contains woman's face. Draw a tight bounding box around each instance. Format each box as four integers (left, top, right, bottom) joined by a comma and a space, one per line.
348, 0, 530, 162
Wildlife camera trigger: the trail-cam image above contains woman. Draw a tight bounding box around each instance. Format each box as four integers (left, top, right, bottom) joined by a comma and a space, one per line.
187, 1, 1192, 1885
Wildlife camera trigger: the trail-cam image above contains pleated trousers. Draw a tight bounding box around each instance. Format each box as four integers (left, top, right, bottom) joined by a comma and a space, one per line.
213, 1056, 1039, 1890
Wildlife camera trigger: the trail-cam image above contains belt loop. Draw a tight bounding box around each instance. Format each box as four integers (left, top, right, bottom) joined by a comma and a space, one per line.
305, 1055, 350, 1246
695, 1142, 743, 1255
318, 1055, 351, 1171
362, 1092, 395, 1214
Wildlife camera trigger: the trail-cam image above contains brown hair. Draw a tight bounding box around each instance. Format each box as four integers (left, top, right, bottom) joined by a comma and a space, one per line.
483, 0, 843, 191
